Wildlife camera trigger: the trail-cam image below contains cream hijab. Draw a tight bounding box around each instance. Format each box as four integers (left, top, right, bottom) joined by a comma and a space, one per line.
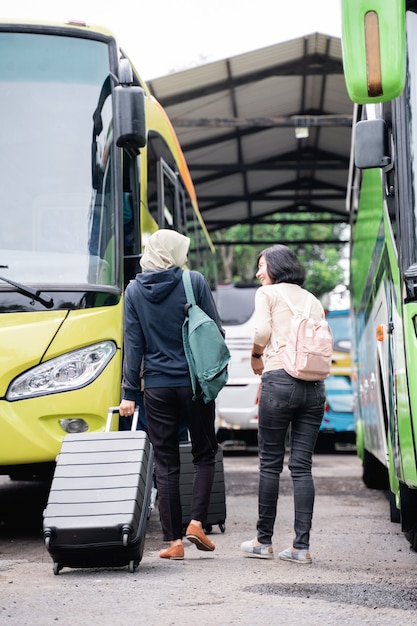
140, 229, 190, 271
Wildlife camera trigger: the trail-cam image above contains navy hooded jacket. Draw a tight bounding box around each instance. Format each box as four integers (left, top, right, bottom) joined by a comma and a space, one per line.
122, 266, 223, 403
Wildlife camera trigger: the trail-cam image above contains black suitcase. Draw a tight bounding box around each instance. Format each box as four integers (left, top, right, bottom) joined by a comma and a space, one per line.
179, 442, 226, 534
43, 407, 154, 575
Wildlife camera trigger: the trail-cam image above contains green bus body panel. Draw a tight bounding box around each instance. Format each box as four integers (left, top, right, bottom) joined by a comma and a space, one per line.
341, 0, 406, 103
352, 167, 417, 489
351, 168, 383, 313
400, 306, 417, 486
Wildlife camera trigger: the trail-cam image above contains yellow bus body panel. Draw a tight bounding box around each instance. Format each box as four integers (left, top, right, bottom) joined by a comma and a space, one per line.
0, 311, 67, 395
0, 303, 123, 465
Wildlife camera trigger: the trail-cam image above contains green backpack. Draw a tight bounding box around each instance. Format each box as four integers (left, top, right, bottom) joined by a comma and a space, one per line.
182, 270, 230, 404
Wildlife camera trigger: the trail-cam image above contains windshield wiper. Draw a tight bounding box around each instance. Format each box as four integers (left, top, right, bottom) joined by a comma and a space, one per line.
0, 275, 54, 309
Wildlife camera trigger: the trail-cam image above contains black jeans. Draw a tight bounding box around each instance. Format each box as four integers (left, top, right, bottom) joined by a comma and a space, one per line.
144, 386, 218, 541
256, 369, 325, 550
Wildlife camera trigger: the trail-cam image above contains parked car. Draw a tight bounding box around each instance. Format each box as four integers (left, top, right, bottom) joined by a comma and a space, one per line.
316, 375, 356, 452
213, 291, 356, 450
316, 309, 355, 451
212, 283, 260, 446
326, 309, 353, 377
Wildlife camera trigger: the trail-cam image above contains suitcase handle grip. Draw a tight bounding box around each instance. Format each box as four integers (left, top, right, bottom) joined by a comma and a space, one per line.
106, 406, 139, 432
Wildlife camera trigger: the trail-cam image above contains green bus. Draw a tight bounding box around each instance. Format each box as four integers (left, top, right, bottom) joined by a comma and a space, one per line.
342, 0, 417, 549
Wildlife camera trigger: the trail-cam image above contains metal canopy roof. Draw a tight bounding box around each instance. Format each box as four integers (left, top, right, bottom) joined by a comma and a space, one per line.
148, 33, 353, 246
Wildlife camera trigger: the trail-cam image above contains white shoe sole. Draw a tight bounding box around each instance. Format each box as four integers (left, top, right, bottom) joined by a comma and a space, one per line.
242, 551, 274, 559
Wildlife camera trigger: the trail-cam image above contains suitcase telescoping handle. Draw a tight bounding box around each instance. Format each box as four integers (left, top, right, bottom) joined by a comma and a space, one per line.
106, 406, 139, 432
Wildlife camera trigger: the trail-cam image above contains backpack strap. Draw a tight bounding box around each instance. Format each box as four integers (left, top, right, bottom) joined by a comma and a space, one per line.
276, 285, 313, 318
182, 270, 196, 306
181, 270, 198, 397
303, 293, 313, 317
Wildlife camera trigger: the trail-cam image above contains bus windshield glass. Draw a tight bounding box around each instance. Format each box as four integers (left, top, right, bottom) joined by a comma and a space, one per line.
0, 32, 116, 286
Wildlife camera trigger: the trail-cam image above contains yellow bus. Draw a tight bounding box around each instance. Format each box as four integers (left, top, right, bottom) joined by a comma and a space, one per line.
0, 19, 215, 480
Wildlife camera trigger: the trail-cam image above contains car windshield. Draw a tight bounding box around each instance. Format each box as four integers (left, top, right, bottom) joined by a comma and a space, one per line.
326, 312, 351, 342
212, 285, 258, 325
326, 311, 352, 352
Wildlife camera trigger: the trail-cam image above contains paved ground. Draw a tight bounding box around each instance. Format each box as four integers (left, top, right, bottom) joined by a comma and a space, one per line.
1, 448, 417, 625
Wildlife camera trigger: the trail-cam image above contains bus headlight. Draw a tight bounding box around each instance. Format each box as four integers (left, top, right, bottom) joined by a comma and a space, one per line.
6, 341, 116, 400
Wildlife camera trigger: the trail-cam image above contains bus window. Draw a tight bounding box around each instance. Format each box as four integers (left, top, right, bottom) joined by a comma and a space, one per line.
122, 150, 141, 285
147, 131, 176, 229
157, 158, 180, 230
88, 82, 116, 285
146, 129, 215, 279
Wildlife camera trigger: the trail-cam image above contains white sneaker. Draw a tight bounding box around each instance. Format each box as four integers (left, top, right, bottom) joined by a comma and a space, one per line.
241, 538, 274, 559
278, 547, 312, 564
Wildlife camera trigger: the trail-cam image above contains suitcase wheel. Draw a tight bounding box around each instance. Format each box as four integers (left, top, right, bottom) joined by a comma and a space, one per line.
53, 562, 62, 575
205, 523, 226, 534
128, 560, 139, 573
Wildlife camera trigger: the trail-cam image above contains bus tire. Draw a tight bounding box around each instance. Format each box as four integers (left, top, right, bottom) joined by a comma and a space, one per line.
389, 489, 400, 523
404, 531, 417, 552
362, 449, 388, 490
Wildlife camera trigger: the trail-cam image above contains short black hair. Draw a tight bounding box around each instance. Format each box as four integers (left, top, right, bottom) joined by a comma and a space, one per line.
257, 244, 305, 285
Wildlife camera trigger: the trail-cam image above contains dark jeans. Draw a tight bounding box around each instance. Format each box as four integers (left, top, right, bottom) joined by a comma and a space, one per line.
256, 369, 325, 550
144, 386, 218, 541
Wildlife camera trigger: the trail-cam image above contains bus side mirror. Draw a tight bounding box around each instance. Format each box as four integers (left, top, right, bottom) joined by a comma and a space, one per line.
354, 119, 390, 169
114, 85, 146, 152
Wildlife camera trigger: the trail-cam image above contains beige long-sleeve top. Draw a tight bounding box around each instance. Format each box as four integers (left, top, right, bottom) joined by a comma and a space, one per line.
253, 282, 325, 373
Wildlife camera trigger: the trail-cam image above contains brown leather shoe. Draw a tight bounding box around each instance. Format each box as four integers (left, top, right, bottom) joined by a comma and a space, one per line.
185, 523, 215, 552
159, 544, 184, 560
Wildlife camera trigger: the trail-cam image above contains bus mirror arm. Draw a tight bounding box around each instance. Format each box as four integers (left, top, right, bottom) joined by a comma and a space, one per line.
404, 264, 417, 301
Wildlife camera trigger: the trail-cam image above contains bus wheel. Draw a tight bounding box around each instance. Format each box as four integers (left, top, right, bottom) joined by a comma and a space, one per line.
362, 449, 388, 489
389, 490, 400, 523
404, 530, 417, 551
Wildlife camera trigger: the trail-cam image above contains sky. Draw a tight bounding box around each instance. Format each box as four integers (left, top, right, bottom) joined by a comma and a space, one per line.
2, 0, 342, 79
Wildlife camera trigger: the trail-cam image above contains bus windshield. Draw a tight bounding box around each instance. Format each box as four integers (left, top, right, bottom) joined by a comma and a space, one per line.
0, 32, 116, 286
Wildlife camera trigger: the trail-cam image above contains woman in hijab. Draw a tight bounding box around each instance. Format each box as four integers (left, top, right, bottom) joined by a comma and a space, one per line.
119, 229, 223, 560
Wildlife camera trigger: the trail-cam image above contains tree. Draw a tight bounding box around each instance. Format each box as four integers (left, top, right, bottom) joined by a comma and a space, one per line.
213, 213, 347, 298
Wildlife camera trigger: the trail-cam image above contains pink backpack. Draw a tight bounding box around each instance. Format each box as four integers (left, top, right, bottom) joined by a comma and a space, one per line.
278, 289, 333, 381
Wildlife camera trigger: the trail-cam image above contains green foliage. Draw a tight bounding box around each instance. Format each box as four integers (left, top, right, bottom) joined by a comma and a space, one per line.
213, 213, 347, 298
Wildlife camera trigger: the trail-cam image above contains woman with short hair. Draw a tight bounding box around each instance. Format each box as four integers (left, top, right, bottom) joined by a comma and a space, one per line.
241, 244, 326, 564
